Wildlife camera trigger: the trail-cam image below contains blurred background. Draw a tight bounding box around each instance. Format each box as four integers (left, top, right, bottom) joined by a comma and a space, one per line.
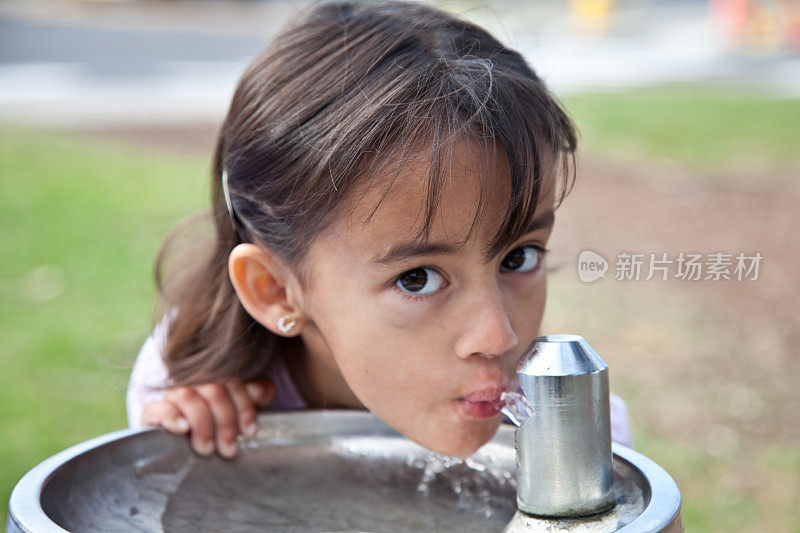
1, 0, 798, 530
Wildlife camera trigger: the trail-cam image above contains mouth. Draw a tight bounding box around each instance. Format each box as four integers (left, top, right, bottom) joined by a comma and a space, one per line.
456, 385, 507, 420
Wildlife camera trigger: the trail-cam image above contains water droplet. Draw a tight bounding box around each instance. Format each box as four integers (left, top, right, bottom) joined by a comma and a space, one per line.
495, 391, 534, 426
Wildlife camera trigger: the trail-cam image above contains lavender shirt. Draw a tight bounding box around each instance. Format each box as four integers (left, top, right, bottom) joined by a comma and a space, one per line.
126, 319, 633, 447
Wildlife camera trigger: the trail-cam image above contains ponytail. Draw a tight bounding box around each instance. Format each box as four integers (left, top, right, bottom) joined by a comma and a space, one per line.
150, 137, 287, 389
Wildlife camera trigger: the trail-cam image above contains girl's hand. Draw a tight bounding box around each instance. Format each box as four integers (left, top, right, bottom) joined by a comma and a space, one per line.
140, 378, 276, 459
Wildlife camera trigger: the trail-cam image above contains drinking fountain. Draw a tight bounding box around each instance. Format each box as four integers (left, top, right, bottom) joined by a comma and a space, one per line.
511, 334, 616, 517
9, 335, 682, 532
501, 334, 683, 532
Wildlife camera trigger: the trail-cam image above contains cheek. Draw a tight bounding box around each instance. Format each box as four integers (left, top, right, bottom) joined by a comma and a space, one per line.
509, 271, 547, 331
308, 285, 436, 392
315, 297, 454, 421
334, 318, 439, 400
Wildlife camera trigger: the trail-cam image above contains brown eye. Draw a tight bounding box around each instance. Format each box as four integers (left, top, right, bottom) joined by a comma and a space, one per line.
501, 246, 542, 273
396, 267, 443, 295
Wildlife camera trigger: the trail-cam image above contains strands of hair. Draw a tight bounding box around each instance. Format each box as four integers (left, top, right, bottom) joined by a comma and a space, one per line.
153, 0, 578, 388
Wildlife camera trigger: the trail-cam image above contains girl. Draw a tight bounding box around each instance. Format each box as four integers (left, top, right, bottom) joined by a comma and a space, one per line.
127, 0, 632, 460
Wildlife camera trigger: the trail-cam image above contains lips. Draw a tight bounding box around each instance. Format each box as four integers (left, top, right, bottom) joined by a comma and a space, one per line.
457, 384, 507, 420
461, 386, 505, 403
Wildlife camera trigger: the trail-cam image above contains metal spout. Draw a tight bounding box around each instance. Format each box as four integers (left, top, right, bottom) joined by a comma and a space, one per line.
515, 334, 616, 517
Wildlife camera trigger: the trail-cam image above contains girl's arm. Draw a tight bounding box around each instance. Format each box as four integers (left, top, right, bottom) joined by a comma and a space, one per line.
126, 317, 172, 430
126, 314, 275, 459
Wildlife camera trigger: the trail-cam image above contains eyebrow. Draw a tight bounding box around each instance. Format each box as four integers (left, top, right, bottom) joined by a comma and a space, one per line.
526, 209, 555, 233
373, 242, 459, 265
372, 209, 555, 265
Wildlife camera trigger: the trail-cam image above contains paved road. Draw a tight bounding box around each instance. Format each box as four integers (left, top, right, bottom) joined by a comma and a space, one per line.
0, 13, 268, 124
1, 0, 798, 126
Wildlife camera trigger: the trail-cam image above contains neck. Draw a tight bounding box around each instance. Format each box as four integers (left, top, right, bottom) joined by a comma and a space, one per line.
285, 333, 364, 410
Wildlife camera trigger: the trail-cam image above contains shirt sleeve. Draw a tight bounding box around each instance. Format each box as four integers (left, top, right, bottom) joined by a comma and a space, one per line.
126, 315, 174, 428
609, 392, 633, 448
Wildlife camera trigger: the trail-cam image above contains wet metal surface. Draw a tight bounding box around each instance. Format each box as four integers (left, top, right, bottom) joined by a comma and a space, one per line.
9, 410, 681, 532
515, 335, 616, 517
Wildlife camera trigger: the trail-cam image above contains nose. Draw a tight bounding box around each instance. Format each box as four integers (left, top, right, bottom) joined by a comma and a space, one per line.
454, 284, 519, 360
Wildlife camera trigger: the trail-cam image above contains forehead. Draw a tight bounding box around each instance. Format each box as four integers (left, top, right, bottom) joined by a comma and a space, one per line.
341, 139, 514, 255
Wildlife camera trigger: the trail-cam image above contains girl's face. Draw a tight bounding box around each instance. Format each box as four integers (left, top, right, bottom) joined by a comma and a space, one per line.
296, 142, 554, 457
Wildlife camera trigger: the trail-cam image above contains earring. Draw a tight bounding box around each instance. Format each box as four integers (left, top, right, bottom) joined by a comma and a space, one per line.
277, 315, 296, 334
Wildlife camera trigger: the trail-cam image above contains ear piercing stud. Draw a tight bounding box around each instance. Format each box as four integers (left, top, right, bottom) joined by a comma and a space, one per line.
277, 315, 296, 334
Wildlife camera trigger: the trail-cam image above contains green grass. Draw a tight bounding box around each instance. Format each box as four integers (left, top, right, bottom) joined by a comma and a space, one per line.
563, 84, 800, 173
0, 129, 207, 523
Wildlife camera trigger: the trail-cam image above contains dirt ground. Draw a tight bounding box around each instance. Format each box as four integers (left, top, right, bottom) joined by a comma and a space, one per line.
557, 154, 800, 442
71, 122, 800, 527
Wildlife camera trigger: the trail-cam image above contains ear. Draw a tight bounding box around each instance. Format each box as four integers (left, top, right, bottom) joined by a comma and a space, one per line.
228, 243, 305, 337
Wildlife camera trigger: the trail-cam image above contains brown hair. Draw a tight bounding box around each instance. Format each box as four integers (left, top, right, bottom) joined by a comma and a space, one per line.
153, 0, 578, 387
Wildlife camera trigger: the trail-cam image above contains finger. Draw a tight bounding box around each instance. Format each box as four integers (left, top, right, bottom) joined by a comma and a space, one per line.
141, 400, 190, 434
244, 378, 277, 408
226, 380, 259, 438
194, 383, 240, 459
164, 387, 216, 457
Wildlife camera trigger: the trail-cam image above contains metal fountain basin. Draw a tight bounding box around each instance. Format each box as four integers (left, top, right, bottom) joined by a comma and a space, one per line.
9, 410, 682, 532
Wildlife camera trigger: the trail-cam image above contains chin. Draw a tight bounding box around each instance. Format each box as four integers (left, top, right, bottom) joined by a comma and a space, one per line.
420, 418, 503, 458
